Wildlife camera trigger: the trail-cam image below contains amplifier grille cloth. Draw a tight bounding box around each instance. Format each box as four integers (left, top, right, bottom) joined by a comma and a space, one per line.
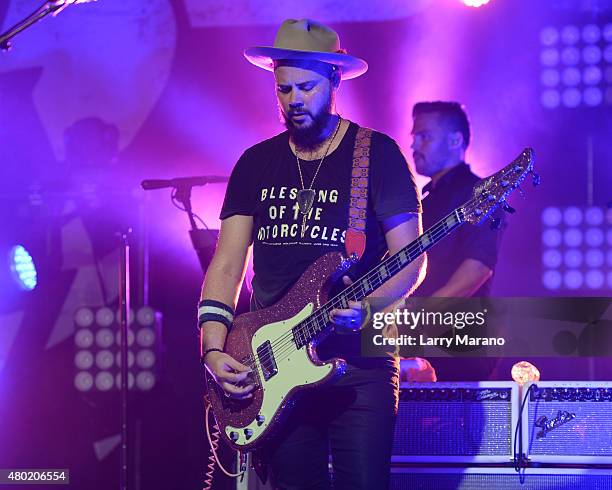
528, 400, 612, 456
394, 400, 512, 456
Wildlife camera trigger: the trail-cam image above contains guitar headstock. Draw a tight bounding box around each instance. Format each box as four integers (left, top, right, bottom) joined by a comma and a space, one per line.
462, 148, 537, 225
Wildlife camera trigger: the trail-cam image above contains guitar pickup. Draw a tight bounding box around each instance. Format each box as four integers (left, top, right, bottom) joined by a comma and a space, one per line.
256, 340, 278, 381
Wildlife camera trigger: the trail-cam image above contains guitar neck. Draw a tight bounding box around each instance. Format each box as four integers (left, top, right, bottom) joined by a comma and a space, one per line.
293, 207, 466, 344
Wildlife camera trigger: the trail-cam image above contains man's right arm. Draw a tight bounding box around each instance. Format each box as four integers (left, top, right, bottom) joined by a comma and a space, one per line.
200, 214, 255, 398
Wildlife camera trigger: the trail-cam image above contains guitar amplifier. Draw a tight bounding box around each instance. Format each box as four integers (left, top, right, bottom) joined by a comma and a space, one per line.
392, 382, 519, 463
523, 381, 612, 463
390, 467, 612, 490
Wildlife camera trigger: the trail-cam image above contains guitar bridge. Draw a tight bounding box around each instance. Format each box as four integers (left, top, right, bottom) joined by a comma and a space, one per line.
256, 340, 278, 381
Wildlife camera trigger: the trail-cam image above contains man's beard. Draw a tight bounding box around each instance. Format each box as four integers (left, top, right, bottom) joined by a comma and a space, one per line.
280, 97, 334, 151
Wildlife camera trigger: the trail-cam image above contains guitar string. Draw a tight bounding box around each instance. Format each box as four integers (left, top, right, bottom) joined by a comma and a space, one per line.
238, 163, 529, 386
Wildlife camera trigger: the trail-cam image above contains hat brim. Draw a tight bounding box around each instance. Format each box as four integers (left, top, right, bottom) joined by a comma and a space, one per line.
244, 46, 368, 80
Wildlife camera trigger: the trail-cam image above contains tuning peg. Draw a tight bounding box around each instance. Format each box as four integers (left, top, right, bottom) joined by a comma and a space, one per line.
490, 217, 502, 230
531, 171, 541, 186
502, 201, 516, 214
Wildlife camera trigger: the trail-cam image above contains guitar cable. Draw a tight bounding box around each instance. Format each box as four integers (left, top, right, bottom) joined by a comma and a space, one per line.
513, 383, 537, 484
203, 395, 247, 490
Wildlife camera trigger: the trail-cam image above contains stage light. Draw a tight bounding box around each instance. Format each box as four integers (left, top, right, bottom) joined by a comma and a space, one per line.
563, 206, 583, 226
561, 25, 580, 44
604, 23, 612, 42
541, 90, 560, 109
136, 350, 155, 369
582, 45, 602, 64
562, 88, 581, 107
586, 207, 604, 226
75, 329, 94, 349
564, 270, 583, 289
564, 249, 583, 268
9, 245, 37, 291
511, 361, 540, 385
585, 228, 604, 247
136, 371, 155, 391
540, 27, 559, 46
562, 67, 581, 86
586, 249, 604, 268
541, 69, 560, 87
543, 229, 562, 248
563, 228, 583, 247
95, 372, 114, 391
543, 270, 562, 289
608, 271, 612, 288
75, 372, 94, 392
583, 66, 602, 85
542, 206, 562, 226
136, 306, 156, 326
95, 307, 114, 327
540, 22, 611, 109
585, 270, 605, 289
95, 350, 114, 370
74, 305, 162, 392
584, 87, 603, 106
95, 328, 114, 348
75, 351, 94, 370
75, 307, 94, 327
582, 24, 601, 43
541, 48, 560, 66
542, 249, 562, 268
540, 206, 611, 292
136, 328, 156, 347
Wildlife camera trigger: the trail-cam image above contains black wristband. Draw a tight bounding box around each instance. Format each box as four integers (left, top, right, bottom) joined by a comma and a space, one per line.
200, 348, 224, 366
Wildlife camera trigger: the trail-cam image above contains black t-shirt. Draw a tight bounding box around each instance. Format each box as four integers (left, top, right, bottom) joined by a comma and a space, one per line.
220, 121, 421, 309
413, 163, 505, 297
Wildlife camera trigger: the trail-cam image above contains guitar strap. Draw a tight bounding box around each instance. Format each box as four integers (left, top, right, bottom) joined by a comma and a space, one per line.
345, 126, 373, 260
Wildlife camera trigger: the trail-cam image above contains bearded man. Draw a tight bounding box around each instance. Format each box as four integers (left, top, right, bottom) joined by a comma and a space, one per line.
199, 19, 425, 490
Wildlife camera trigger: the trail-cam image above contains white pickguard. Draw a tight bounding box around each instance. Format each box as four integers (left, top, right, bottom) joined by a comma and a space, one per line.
225, 303, 334, 446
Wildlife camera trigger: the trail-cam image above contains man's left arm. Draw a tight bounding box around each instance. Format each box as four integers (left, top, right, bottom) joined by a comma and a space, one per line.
331, 213, 426, 323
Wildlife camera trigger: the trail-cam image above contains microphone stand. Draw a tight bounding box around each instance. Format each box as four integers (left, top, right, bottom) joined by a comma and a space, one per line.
0, 1, 77, 52
118, 230, 132, 490
173, 184, 218, 273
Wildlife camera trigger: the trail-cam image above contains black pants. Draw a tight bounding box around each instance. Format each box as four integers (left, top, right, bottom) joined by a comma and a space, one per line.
262, 360, 399, 490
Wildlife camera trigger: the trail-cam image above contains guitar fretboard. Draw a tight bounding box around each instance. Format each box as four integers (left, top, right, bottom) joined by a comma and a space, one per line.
292, 207, 465, 347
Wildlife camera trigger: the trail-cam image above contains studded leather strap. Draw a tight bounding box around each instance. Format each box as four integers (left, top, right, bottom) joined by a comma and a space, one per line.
345, 126, 372, 260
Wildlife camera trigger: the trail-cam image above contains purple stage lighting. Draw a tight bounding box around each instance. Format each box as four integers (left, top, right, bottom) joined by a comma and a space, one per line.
541, 206, 611, 292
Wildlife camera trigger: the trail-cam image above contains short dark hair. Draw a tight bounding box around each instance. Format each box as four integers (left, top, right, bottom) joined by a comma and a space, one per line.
412, 101, 471, 149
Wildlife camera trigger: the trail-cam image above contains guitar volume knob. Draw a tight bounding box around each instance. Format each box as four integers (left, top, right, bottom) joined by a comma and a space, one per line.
244, 429, 254, 439
256, 415, 265, 425
229, 431, 239, 442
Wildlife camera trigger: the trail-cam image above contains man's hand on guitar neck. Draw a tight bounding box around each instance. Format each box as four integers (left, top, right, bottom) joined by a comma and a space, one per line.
203, 350, 255, 400
330, 275, 364, 332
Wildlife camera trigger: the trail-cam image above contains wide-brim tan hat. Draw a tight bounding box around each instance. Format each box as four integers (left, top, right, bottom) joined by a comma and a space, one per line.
244, 19, 368, 80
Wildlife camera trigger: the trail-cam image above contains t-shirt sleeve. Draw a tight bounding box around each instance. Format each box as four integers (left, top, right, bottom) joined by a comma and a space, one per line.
460, 210, 506, 270
219, 149, 258, 220
369, 131, 422, 221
